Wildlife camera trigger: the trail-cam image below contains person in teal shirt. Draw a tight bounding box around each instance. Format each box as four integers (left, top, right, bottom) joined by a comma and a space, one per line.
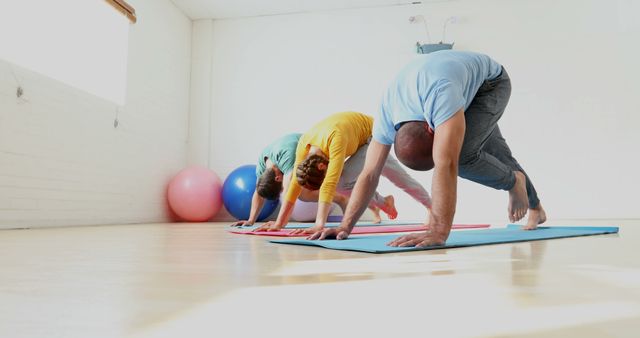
232, 133, 309, 227
255, 133, 301, 187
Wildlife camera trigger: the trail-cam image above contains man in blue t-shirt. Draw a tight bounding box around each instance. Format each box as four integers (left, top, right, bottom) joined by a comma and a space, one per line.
309, 50, 546, 246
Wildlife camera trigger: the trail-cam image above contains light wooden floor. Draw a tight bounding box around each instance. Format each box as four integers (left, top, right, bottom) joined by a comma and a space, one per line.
1, 220, 639, 338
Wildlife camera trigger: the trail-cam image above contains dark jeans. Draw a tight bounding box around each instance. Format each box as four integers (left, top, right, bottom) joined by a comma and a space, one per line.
458, 67, 540, 208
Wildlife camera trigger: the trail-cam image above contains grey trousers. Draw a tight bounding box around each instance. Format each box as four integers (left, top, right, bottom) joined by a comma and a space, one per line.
338, 140, 432, 209
458, 67, 540, 208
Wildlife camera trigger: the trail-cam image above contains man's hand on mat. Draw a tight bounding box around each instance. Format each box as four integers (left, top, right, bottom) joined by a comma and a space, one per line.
307, 226, 351, 240
231, 220, 253, 227
253, 221, 283, 232
289, 224, 323, 236
387, 226, 449, 247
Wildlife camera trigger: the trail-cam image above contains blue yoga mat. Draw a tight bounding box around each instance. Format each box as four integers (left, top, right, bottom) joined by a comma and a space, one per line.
230, 220, 424, 230
270, 225, 619, 253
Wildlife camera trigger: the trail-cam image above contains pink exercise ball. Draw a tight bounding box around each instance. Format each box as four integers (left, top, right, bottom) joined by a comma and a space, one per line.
168, 166, 222, 222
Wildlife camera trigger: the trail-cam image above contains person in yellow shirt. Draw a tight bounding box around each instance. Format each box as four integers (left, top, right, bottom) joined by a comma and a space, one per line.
255, 111, 432, 234
230, 133, 392, 227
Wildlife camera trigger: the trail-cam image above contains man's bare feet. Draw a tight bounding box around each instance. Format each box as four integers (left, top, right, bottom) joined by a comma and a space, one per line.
522, 203, 547, 230
370, 206, 382, 224
380, 195, 398, 220
508, 171, 529, 223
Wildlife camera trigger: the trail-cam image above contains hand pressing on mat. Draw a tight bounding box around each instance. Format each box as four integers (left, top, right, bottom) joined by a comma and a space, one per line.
387, 224, 450, 247
231, 220, 254, 227
290, 224, 324, 236
253, 221, 284, 232
307, 226, 352, 240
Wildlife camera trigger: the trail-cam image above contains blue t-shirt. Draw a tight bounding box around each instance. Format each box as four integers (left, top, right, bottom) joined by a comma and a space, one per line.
373, 50, 503, 145
256, 133, 302, 177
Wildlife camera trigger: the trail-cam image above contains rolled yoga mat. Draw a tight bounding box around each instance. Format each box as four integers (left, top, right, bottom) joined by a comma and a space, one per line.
269, 225, 619, 253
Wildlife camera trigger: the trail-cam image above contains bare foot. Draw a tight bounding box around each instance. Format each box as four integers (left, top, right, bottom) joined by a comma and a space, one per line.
380, 195, 398, 220
522, 203, 547, 230
370, 206, 382, 224
508, 171, 529, 223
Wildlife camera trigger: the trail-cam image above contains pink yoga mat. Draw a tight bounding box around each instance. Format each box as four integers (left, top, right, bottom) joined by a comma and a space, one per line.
229, 224, 490, 237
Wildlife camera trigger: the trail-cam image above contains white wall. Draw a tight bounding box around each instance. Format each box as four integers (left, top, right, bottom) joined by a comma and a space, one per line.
198, 0, 640, 223
0, 0, 192, 228
188, 20, 214, 168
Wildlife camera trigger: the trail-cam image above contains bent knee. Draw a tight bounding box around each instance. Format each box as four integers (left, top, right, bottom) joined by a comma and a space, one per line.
458, 150, 481, 168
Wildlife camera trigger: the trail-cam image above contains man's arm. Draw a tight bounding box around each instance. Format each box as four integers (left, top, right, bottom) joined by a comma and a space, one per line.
429, 109, 465, 234
309, 140, 391, 240
388, 109, 465, 247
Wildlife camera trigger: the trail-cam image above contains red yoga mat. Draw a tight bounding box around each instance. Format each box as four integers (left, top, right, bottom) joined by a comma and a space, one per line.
229, 224, 490, 237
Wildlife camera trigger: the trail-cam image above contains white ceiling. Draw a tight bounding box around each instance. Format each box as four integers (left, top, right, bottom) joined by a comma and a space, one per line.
171, 0, 422, 20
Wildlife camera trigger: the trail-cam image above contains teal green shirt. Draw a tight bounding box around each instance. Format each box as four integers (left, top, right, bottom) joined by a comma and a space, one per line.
256, 133, 302, 177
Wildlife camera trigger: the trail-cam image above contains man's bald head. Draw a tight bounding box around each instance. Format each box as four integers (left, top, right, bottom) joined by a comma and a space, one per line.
394, 121, 435, 171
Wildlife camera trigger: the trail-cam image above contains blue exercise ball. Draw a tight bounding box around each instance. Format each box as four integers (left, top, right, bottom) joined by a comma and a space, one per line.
222, 164, 279, 221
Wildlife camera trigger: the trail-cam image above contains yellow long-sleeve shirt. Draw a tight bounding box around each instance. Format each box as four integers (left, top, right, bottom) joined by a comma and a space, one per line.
285, 112, 374, 204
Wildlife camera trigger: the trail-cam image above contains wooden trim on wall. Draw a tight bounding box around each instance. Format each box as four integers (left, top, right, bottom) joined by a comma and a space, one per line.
105, 0, 137, 24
